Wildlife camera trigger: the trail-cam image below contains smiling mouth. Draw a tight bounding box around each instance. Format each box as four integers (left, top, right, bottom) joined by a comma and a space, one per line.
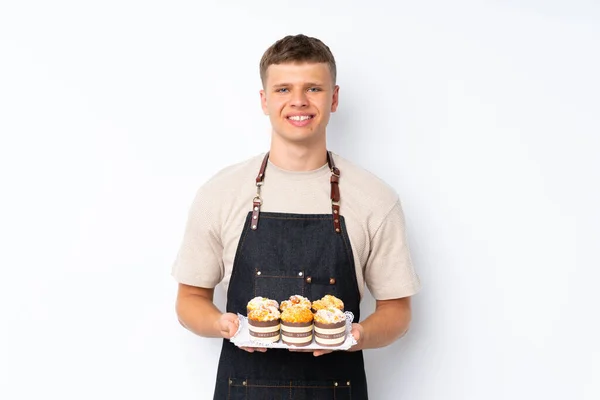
287, 115, 314, 121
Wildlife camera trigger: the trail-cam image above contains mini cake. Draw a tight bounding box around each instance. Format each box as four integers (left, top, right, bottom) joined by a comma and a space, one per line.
311, 294, 344, 312
247, 296, 279, 313
280, 295, 311, 311
247, 298, 281, 343
314, 307, 347, 347
280, 305, 314, 347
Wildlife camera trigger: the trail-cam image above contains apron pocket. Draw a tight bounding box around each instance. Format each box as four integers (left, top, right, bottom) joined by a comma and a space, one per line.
228, 378, 352, 400
254, 268, 305, 300
305, 274, 339, 301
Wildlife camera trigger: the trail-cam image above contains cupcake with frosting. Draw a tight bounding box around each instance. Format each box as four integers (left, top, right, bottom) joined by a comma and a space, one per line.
246, 298, 281, 343
311, 294, 344, 313
314, 307, 347, 347
280, 305, 314, 347
280, 295, 311, 311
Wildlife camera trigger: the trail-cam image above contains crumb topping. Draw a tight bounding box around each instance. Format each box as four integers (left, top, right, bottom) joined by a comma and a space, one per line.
281, 295, 311, 310
247, 296, 279, 312
281, 305, 314, 324
314, 307, 346, 324
248, 305, 281, 322
311, 294, 344, 311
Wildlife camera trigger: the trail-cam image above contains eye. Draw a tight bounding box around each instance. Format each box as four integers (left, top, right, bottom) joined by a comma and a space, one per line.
276, 88, 289, 93
307, 87, 321, 92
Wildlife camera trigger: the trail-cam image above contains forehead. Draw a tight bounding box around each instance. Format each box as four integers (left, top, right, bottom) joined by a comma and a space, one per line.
265, 62, 333, 86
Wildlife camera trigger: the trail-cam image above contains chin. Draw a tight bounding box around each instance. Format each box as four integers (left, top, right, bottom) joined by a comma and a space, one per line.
280, 136, 316, 144
272, 118, 324, 139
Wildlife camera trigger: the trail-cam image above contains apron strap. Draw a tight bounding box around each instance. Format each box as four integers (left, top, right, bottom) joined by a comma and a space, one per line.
252, 151, 342, 233
327, 151, 342, 233
250, 153, 269, 230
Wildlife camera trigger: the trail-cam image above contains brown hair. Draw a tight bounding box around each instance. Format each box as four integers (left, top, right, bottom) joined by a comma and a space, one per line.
259, 34, 337, 86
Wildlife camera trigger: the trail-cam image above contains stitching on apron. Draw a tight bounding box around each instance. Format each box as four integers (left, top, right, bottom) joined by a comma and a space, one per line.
238, 218, 251, 251
229, 214, 252, 288
260, 216, 331, 221
227, 376, 231, 400
230, 383, 348, 389
338, 217, 358, 294
338, 217, 353, 263
254, 275, 304, 297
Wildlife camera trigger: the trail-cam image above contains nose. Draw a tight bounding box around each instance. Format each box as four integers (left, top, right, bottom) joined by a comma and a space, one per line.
290, 90, 308, 107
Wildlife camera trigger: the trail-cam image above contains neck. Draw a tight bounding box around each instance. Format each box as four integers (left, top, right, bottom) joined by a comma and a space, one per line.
268, 134, 328, 171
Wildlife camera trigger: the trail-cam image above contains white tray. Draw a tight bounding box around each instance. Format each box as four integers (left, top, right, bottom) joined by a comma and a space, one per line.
230, 312, 357, 350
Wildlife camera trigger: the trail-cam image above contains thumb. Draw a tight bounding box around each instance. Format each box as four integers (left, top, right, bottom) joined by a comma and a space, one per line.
219, 315, 239, 339
229, 318, 240, 336
223, 316, 239, 338
351, 324, 362, 341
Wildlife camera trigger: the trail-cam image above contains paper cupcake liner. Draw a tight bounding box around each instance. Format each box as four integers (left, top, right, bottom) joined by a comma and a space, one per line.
230, 311, 356, 350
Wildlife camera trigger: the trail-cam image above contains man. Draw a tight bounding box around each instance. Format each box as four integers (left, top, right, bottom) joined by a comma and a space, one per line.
172, 34, 421, 399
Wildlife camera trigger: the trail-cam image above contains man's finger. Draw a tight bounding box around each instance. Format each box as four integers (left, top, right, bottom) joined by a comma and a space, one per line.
313, 349, 333, 357
240, 346, 266, 353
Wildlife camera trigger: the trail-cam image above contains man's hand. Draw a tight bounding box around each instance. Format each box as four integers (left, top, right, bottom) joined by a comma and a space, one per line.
215, 312, 240, 339
175, 284, 267, 353
347, 323, 364, 352
288, 323, 364, 357
312, 323, 364, 357
215, 313, 268, 353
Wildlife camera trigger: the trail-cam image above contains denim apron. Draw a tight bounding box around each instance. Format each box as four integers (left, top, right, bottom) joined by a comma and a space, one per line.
213, 151, 369, 399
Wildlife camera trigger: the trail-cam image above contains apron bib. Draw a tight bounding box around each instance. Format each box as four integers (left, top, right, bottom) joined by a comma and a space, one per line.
213, 151, 369, 399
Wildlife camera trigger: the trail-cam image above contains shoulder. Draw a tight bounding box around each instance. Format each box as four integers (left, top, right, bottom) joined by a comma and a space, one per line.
196, 153, 265, 197
205, 152, 265, 186
186, 153, 264, 221
332, 152, 400, 213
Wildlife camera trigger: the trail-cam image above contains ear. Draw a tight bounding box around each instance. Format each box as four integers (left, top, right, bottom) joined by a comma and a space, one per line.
331, 85, 340, 113
260, 89, 269, 115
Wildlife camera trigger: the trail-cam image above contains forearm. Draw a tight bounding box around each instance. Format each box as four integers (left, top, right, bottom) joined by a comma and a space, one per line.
176, 292, 223, 338
356, 297, 412, 350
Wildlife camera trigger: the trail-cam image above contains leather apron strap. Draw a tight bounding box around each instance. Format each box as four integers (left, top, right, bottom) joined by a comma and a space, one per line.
251, 151, 342, 233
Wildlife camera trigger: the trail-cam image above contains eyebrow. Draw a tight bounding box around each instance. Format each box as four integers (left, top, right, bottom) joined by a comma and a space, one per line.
272, 82, 325, 88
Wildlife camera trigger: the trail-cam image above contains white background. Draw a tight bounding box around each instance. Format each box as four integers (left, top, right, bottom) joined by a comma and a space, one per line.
1, 1, 599, 399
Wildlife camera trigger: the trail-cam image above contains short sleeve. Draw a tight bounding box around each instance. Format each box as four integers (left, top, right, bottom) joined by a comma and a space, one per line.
364, 200, 422, 300
170, 186, 224, 288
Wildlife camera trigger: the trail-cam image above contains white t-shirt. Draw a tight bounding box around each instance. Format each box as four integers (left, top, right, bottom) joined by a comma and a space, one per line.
171, 152, 421, 300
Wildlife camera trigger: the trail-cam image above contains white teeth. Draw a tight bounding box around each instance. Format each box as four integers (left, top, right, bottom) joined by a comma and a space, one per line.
288, 115, 312, 121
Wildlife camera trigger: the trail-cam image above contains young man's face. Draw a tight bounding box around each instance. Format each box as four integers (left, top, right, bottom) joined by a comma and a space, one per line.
260, 62, 339, 146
